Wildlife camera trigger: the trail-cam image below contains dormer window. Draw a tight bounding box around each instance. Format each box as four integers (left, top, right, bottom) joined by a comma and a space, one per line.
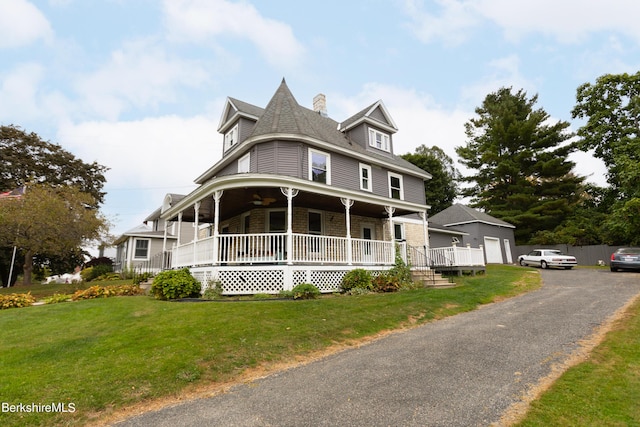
224, 124, 238, 152
368, 128, 390, 152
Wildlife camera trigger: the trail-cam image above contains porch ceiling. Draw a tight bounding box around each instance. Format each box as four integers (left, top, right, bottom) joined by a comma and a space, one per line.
172, 186, 420, 223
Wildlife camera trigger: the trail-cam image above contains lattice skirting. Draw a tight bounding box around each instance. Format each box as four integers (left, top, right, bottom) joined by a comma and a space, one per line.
190, 265, 388, 295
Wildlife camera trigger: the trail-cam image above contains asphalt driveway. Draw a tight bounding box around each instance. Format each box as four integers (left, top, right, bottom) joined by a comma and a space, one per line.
116, 269, 640, 427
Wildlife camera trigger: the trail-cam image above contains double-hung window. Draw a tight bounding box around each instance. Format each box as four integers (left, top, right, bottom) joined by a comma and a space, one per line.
309, 148, 331, 184
388, 172, 404, 200
133, 238, 150, 260
224, 124, 238, 152
368, 128, 390, 152
238, 152, 250, 173
359, 163, 372, 191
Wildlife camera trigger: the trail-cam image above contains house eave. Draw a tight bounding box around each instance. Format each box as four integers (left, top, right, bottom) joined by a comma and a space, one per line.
162, 173, 429, 221
194, 133, 432, 185
441, 220, 516, 229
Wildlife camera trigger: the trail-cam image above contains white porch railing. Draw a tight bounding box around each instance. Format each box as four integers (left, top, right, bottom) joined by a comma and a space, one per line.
171, 233, 484, 270
427, 245, 485, 267
171, 233, 396, 268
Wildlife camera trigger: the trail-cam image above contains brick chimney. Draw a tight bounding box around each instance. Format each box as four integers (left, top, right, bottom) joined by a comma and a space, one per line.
313, 93, 328, 117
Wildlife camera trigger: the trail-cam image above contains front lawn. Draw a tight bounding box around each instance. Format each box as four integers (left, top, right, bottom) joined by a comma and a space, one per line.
0, 265, 540, 426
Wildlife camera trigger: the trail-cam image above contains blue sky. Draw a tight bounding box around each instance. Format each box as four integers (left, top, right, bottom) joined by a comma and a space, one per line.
2, 0, 639, 241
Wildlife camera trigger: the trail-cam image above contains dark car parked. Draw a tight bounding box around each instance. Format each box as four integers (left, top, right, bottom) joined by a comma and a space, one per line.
610, 248, 640, 272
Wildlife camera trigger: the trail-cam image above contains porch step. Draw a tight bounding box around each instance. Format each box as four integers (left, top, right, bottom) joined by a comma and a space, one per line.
412, 270, 455, 288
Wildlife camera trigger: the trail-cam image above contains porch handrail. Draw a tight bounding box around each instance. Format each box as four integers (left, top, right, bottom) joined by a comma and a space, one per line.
170, 233, 396, 268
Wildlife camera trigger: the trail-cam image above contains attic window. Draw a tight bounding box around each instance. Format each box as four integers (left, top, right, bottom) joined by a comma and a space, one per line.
368, 128, 390, 152
224, 124, 238, 151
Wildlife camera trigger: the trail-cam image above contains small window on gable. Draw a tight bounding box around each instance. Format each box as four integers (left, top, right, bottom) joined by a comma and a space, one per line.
224, 124, 238, 152
238, 152, 250, 173
309, 148, 331, 184
388, 172, 404, 200
368, 128, 390, 152
360, 163, 372, 192
133, 239, 150, 260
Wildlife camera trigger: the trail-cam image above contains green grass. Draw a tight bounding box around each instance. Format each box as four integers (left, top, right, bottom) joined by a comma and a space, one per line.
0, 265, 540, 426
516, 295, 640, 427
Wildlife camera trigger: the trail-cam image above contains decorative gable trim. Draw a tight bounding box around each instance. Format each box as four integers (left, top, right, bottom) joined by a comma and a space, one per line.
337, 100, 398, 134
218, 97, 261, 133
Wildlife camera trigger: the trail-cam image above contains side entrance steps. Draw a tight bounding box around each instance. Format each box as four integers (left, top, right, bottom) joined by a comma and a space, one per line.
411, 269, 455, 288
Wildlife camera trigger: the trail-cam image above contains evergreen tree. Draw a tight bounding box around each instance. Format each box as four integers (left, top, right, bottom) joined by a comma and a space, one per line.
456, 87, 584, 244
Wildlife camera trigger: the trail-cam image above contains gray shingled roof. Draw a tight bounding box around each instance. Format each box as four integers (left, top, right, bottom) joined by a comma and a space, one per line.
242, 79, 429, 178
429, 204, 515, 228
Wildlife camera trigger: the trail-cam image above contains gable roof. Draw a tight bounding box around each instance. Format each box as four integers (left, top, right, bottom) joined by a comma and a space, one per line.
429, 204, 515, 229
113, 224, 175, 245
338, 100, 398, 134
196, 79, 431, 184
218, 97, 264, 133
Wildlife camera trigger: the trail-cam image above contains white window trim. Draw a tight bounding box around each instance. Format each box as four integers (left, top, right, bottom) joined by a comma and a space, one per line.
224, 123, 238, 152
393, 222, 405, 241
265, 209, 288, 232
368, 127, 390, 152
359, 163, 372, 192
308, 148, 331, 185
388, 172, 404, 200
238, 152, 250, 173
133, 238, 150, 260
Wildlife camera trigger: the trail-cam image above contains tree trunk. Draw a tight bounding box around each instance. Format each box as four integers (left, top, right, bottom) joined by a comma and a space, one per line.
22, 250, 33, 285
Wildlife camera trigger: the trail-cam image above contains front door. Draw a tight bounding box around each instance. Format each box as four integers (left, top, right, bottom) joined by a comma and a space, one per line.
361, 224, 375, 258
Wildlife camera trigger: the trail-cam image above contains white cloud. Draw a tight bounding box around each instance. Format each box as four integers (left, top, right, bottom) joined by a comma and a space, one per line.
0, 0, 53, 48
57, 115, 220, 189
57, 115, 222, 233
402, 0, 479, 45
0, 63, 45, 120
74, 40, 209, 120
404, 0, 640, 45
163, 0, 305, 68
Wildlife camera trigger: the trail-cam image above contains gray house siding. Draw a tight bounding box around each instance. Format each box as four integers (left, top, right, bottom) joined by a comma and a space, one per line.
238, 117, 256, 143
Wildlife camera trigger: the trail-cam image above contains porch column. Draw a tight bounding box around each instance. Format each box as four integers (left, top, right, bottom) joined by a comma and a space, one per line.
212, 191, 223, 266
280, 187, 299, 265
177, 212, 183, 246
384, 206, 396, 241
193, 201, 201, 263
419, 210, 429, 251
341, 198, 354, 265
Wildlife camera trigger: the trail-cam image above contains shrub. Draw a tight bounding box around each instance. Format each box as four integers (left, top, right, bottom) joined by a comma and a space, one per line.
72, 284, 144, 300
81, 264, 114, 282
202, 281, 224, 300
44, 293, 73, 304
340, 269, 373, 293
151, 268, 201, 300
85, 256, 114, 268
0, 293, 36, 309
372, 272, 402, 293
291, 283, 320, 300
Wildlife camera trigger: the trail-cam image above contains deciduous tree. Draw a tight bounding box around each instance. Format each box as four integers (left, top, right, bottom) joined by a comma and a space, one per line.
0, 125, 109, 285
0, 185, 109, 285
572, 72, 640, 244
401, 145, 460, 215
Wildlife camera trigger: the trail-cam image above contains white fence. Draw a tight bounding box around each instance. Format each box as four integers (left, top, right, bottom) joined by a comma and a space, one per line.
171, 233, 483, 270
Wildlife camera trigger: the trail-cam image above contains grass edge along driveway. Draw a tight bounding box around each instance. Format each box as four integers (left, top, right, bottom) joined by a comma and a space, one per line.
1, 265, 539, 426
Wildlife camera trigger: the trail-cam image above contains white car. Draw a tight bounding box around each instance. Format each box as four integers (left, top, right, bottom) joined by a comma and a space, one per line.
518, 249, 577, 269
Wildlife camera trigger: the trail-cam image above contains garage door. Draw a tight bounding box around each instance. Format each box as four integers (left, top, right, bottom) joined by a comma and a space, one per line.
484, 237, 504, 264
